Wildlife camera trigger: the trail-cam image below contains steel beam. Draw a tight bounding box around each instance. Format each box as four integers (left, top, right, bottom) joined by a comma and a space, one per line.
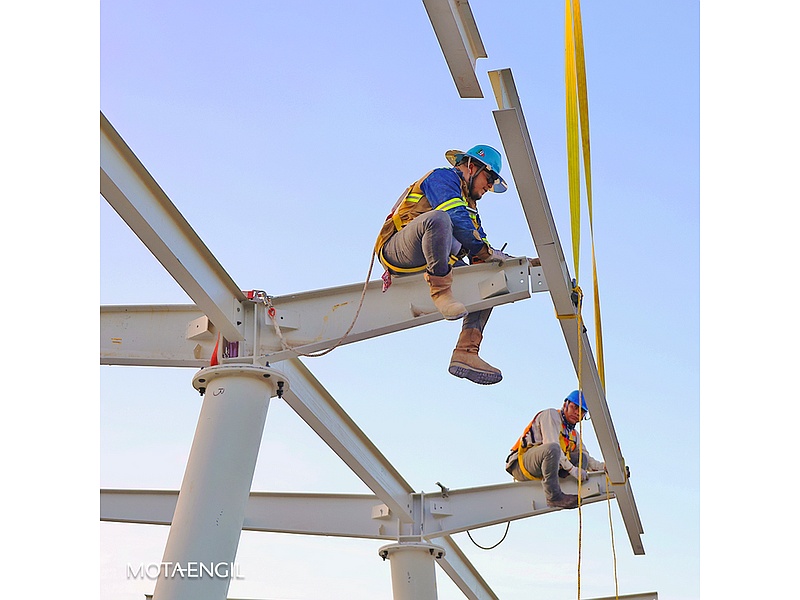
271, 359, 416, 524
100, 258, 545, 368
271, 359, 498, 598
587, 593, 658, 600
101, 475, 610, 540
100, 112, 246, 342
489, 68, 645, 555
421, 0, 486, 98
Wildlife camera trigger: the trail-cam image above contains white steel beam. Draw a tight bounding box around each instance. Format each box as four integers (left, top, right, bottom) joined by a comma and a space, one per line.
421, 0, 487, 98
271, 359, 498, 599
272, 358, 416, 525
101, 475, 610, 540
100, 258, 546, 368
100, 358, 501, 599
428, 535, 497, 600
100, 112, 246, 342
489, 68, 645, 555
587, 593, 658, 600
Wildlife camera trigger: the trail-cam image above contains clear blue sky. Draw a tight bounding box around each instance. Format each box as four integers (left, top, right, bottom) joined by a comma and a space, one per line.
7, 1, 798, 599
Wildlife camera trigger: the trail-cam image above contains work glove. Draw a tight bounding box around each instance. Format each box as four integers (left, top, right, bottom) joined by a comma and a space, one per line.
569, 465, 589, 482
486, 248, 514, 263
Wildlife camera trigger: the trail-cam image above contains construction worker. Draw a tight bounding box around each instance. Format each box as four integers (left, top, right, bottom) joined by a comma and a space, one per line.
374, 144, 513, 385
505, 390, 605, 509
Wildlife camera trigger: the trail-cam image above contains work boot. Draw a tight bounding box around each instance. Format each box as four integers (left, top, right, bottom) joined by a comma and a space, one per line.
546, 493, 579, 509
448, 328, 502, 385
424, 271, 468, 320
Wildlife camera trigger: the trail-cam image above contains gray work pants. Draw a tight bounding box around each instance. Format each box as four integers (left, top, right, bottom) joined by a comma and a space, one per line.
509, 442, 564, 500
381, 211, 492, 332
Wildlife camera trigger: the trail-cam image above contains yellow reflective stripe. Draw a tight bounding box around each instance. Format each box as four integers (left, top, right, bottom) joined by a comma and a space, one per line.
406, 193, 423, 203
435, 197, 467, 211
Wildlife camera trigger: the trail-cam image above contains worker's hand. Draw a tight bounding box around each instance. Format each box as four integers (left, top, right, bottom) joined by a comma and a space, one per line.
569, 466, 589, 482
486, 248, 514, 263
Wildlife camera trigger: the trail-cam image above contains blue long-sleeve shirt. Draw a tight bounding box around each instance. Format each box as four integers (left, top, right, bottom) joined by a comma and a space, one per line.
419, 167, 489, 257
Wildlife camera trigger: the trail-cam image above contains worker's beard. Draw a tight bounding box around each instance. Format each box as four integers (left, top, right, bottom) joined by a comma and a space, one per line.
468, 182, 482, 202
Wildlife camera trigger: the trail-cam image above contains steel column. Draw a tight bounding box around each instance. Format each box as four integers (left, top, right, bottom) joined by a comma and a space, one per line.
151, 365, 288, 600
379, 542, 446, 600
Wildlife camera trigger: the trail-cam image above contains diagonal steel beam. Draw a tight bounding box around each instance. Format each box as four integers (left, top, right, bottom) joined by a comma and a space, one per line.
421, 0, 486, 98
270, 358, 499, 597
272, 358, 416, 524
100, 112, 246, 342
489, 68, 645, 555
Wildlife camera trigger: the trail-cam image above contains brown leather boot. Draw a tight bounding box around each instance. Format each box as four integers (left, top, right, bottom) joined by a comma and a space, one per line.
424, 271, 468, 320
448, 328, 502, 385
546, 492, 579, 509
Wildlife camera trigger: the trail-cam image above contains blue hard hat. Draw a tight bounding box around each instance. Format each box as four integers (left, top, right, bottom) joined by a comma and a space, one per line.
565, 390, 588, 413
445, 144, 508, 193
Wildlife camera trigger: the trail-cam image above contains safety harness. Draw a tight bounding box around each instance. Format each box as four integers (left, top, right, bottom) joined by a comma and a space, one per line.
374, 170, 486, 277
507, 409, 579, 480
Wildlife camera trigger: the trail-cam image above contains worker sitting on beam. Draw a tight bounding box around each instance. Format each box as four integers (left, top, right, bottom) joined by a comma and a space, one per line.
374, 144, 513, 385
505, 390, 605, 509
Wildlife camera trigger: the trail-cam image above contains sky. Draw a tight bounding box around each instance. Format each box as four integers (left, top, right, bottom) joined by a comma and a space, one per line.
5, 1, 799, 599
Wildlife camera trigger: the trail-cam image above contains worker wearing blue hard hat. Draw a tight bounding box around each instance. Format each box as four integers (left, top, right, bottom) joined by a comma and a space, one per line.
505, 391, 605, 509
374, 144, 515, 385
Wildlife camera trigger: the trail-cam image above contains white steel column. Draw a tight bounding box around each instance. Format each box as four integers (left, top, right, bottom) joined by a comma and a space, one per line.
379, 542, 445, 600
152, 365, 288, 600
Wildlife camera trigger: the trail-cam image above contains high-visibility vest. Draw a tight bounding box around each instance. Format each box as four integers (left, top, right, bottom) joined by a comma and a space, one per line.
509, 410, 578, 480
374, 170, 479, 273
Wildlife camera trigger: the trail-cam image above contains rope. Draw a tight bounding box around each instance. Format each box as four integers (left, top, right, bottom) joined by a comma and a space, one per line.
264, 250, 377, 358
574, 287, 585, 600
466, 521, 511, 550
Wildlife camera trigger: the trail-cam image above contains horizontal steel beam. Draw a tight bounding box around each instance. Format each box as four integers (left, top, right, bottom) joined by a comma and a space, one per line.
100, 258, 545, 368
489, 68, 645, 555
100, 112, 246, 342
100, 475, 611, 540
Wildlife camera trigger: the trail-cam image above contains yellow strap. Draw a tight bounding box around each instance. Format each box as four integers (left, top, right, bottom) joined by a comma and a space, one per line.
391, 212, 403, 232
391, 193, 423, 231
515, 445, 540, 481
377, 246, 458, 274
565, 0, 605, 388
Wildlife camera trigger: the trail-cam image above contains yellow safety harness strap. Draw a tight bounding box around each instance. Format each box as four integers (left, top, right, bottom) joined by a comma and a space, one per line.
391, 192, 423, 231
515, 444, 540, 481
377, 246, 458, 274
